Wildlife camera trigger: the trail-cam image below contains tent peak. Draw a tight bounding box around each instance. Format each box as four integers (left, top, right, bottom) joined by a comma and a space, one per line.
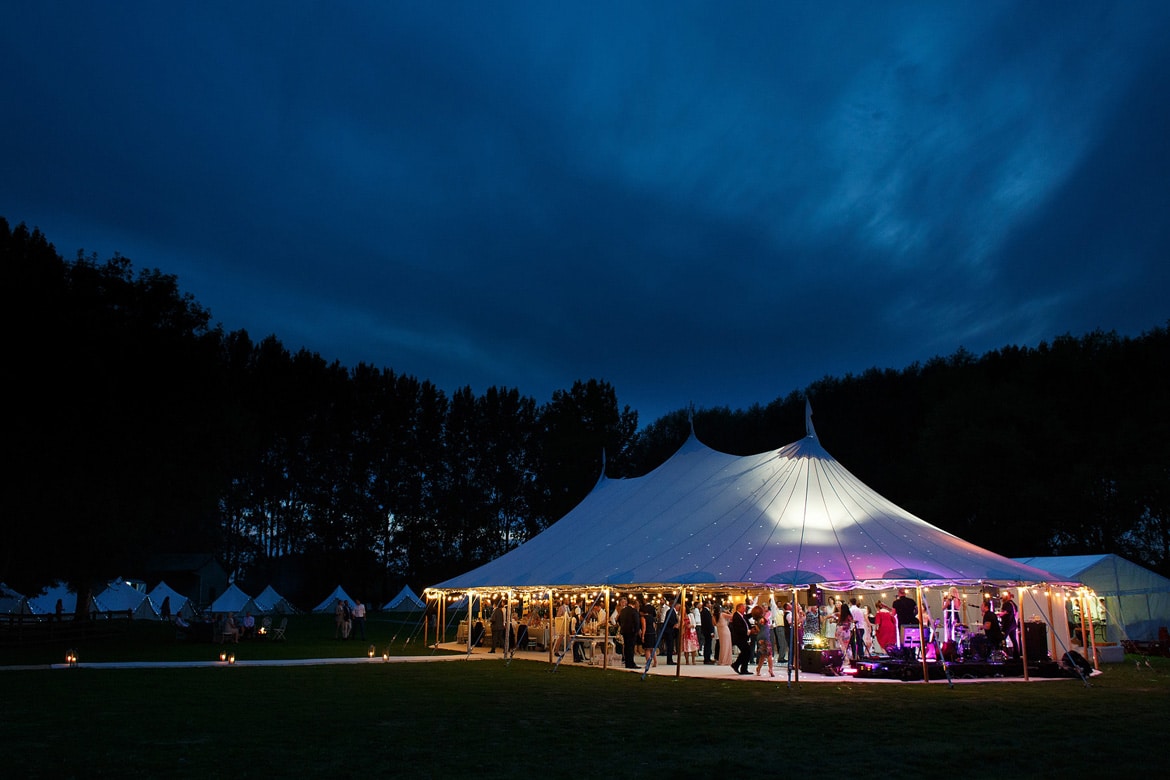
805, 397, 817, 439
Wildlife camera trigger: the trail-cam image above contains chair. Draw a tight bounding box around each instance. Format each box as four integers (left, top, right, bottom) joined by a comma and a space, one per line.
270, 617, 287, 641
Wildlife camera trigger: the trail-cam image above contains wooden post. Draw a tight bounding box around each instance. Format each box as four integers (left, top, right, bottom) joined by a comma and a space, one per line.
1018, 586, 1030, 681
1077, 589, 1091, 665
603, 588, 610, 670
916, 583, 929, 683
793, 586, 800, 683
1085, 590, 1100, 671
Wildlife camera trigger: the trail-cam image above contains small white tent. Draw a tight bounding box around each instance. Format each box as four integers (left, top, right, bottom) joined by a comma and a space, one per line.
207, 583, 259, 616
253, 585, 297, 615
383, 585, 425, 611
1016, 554, 1170, 642
147, 581, 197, 620
312, 585, 355, 613
0, 583, 31, 615
94, 579, 161, 620
27, 582, 97, 617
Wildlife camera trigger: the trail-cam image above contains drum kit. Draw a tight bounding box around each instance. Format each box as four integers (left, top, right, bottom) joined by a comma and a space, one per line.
954, 624, 1008, 663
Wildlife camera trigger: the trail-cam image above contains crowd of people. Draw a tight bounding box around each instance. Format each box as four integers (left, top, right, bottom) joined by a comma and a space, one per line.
470, 585, 1025, 673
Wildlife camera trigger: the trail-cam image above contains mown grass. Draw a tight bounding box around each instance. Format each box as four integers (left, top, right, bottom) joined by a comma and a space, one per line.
2, 615, 1168, 779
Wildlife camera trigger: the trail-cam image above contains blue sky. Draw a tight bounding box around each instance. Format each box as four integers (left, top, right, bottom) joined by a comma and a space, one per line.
3, 2, 1168, 424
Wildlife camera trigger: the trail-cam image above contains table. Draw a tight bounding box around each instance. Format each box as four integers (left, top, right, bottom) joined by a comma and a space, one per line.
572, 635, 618, 665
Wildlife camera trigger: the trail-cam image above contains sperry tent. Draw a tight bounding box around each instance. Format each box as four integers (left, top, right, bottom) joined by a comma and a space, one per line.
207, 583, 259, 616
431, 410, 1075, 666
253, 585, 297, 615
312, 585, 355, 613
384, 585, 425, 611
435, 412, 1063, 592
1015, 554, 1170, 642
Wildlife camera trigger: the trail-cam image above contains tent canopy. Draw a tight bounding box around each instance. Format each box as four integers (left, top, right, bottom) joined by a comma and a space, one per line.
435, 417, 1065, 593
312, 585, 355, 613
1015, 554, 1170, 642
207, 583, 259, 616
383, 585, 425, 611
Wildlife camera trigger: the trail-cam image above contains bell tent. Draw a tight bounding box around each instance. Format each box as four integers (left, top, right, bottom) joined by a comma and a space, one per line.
207, 583, 259, 616
313, 585, 356, 613
94, 579, 161, 620
147, 580, 197, 620
384, 585, 425, 611
253, 585, 297, 615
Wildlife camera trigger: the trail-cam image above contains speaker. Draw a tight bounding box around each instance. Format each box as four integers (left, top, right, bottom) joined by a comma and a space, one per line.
1024, 622, 1048, 660
799, 647, 844, 673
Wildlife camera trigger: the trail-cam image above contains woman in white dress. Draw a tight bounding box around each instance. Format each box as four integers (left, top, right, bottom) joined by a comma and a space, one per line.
716, 606, 733, 665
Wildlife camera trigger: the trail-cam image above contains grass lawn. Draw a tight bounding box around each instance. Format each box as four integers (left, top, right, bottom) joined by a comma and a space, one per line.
3, 614, 1169, 778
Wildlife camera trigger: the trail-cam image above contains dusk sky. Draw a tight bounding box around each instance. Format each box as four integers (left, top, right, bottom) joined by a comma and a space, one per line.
4, 3, 1169, 425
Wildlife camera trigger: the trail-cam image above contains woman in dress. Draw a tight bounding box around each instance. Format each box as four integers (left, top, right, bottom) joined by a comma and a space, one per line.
716, 606, 733, 665
834, 601, 853, 660
753, 605, 775, 677
639, 596, 658, 667
873, 601, 897, 652
681, 607, 699, 664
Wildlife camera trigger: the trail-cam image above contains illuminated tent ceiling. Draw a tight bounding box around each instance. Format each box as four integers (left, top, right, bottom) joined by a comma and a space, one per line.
433, 411, 1065, 594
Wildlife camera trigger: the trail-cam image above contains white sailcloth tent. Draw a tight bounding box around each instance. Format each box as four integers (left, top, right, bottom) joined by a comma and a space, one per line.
313, 585, 355, 613
147, 580, 197, 620
27, 581, 98, 617
253, 585, 297, 615
94, 579, 161, 620
207, 583, 259, 616
384, 585, 425, 611
435, 412, 1065, 592
1015, 554, 1170, 642
0, 583, 31, 615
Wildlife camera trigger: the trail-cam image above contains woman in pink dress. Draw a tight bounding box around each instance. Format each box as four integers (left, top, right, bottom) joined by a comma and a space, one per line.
681, 608, 699, 664
873, 601, 897, 653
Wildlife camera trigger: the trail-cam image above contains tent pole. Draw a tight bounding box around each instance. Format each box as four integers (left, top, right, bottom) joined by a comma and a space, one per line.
603, 588, 610, 670
916, 583, 929, 683
1085, 590, 1100, 671
548, 589, 554, 666
466, 591, 474, 655
1018, 586, 1030, 681
1077, 589, 1093, 668
1045, 588, 1057, 661
793, 586, 800, 684
505, 589, 512, 658
677, 588, 685, 678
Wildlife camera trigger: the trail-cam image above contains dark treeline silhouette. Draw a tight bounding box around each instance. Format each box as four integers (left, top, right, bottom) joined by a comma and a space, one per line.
4, 217, 1169, 614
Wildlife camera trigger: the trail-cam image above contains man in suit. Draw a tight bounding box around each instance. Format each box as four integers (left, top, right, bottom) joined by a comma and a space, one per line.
617, 597, 641, 669
661, 602, 678, 665
700, 600, 715, 664
730, 602, 753, 675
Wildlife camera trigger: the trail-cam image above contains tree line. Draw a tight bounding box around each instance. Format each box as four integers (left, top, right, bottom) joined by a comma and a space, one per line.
4, 217, 1168, 612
